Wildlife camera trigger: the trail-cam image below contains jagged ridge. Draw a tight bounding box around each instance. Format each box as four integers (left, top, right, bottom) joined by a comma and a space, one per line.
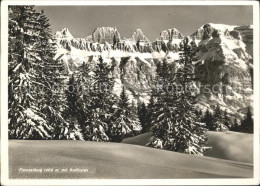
54, 24, 253, 119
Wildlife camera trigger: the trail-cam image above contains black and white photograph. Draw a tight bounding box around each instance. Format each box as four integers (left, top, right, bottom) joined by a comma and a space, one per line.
1, 0, 259, 185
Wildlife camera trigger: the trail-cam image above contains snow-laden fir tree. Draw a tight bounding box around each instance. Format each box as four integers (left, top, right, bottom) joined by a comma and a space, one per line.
146, 58, 175, 149
66, 62, 96, 140
110, 86, 141, 142
64, 74, 84, 140
147, 37, 208, 155
84, 57, 117, 142
211, 104, 229, 131
75, 62, 94, 139
145, 94, 155, 132
129, 100, 142, 136
8, 6, 82, 139
8, 6, 53, 139
223, 110, 231, 129
195, 109, 203, 122
36, 10, 83, 140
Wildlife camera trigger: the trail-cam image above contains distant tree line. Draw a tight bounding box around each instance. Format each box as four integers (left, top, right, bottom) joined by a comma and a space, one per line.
138, 102, 253, 135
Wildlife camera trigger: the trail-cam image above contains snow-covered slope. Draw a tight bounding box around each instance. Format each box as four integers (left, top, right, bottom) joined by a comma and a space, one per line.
122, 131, 253, 164
10, 140, 253, 178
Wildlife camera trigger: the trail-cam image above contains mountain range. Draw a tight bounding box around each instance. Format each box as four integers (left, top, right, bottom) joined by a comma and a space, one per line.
54, 23, 253, 120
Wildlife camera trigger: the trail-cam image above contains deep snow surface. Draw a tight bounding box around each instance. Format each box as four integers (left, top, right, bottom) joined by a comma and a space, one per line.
122, 131, 253, 163
9, 140, 252, 179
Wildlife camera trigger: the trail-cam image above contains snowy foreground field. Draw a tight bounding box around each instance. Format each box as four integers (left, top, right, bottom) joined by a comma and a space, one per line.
9, 131, 253, 179
122, 131, 253, 163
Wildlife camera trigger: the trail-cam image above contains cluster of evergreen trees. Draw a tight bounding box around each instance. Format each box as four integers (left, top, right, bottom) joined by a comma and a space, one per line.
199, 104, 229, 131
195, 105, 253, 133
8, 6, 77, 139
66, 58, 141, 142
237, 108, 254, 133
8, 6, 141, 141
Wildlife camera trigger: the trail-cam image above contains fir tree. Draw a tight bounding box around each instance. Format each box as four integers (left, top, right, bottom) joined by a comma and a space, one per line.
138, 102, 149, 133
110, 86, 141, 142
8, 6, 53, 139
212, 104, 229, 131
68, 62, 94, 140
36, 10, 83, 140
84, 57, 116, 141
146, 95, 155, 132
9, 6, 85, 139
231, 117, 239, 131
63, 74, 84, 140
130, 100, 138, 115
223, 110, 231, 129
240, 107, 253, 133
147, 37, 208, 155
195, 109, 203, 122
66, 75, 78, 121
202, 109, 214, 130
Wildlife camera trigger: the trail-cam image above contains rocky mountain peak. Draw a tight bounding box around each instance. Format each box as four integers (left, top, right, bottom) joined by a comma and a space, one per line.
234, 25, 253, 56
191, 23, 237, 40
91, 27, 121, 44
130, 29, 149, 42
159, 28, 184, 40
55, 28, 74, 39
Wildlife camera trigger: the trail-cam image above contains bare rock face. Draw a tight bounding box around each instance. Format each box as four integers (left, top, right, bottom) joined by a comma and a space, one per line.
152, 28, 184, 53
130, 29, 149, 42
91, 27, 121, 44
118, 57, 156, 101
129, 29, 152, 53
159, 28, 184, 40
191, 23, 237, 41
234, 25, 253, 57
202, 24, 215, 39
191, 24, 215, 40
229, 30, 242, 40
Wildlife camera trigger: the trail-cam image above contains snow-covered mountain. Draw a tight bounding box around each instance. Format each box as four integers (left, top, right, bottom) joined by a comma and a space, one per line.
54, 24, 253, 118
193, 24, 253, 118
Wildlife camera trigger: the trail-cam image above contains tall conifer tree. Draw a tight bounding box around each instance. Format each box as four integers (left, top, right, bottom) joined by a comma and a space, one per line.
84, 57, 116, 141
147, 38, 208, 155
240, 107, 253, 133
110, 86, 141, 142
211, 104, 228, 131
8, 6, 53, 139
138, 103, 149, 133
37, 10, 83, 140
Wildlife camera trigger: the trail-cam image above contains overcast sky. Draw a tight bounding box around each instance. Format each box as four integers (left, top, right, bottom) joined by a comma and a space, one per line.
35, 6, 253, 40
